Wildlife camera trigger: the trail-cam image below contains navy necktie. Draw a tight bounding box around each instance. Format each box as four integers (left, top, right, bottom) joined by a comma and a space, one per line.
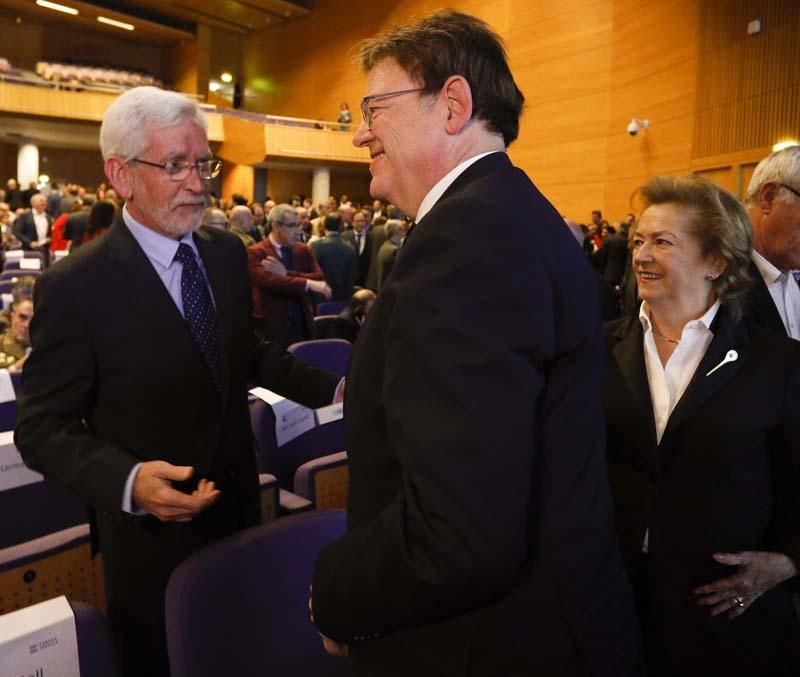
281, 245, 294, 270
174, 243, 222, 393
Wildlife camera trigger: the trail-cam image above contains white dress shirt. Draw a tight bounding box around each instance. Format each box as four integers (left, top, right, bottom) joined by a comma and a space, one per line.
751, 249, 800, 340
33, 211, 49, 241
639, 299, 720, 552
640, 299, 720, 444
415, 150, 503, 224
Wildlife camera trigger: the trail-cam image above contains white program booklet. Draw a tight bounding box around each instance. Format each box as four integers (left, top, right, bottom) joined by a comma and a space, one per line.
0, 596, 80, 677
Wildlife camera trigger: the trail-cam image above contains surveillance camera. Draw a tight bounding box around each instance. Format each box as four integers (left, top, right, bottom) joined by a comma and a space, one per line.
627, 118, 649, 137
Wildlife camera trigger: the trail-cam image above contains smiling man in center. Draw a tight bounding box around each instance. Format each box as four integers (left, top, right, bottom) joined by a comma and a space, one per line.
310, 10, 642, 677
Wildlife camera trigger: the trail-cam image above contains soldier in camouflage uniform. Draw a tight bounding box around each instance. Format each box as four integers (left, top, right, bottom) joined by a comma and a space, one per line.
0, 298, 32, 371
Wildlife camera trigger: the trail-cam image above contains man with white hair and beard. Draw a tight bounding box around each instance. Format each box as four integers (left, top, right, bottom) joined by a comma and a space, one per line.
14, 86, 341, 677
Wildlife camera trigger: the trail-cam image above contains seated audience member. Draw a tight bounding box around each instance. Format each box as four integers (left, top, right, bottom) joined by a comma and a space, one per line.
82, 200, 116, 243
0, 276, 36, 332
229, 205, 257, 248
0, 202, 21, 249
327, 289, 375, 344
13, 193, 52, 253
247, 203, 331, 347
310, 211, 358, 301
564, 218, 619, 321
201, 208, 229, 231
0, 297, 33, 370
375, 218, 407, 290
603, 175, 800, 677
297, 206, 312, 242
742, 146, 800, 338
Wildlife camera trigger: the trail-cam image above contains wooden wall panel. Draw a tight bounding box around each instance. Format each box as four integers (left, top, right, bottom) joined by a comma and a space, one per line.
221, 164, 254, 204
604, 0, 698, 219
266, 168, 312, 203
694, 0, 800, 160
0, 16, 164, 77
0, 143, 104, 188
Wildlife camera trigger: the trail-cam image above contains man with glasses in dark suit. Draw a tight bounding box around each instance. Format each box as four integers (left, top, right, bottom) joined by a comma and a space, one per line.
310, 10, 642, 677
15, 86, 341, 677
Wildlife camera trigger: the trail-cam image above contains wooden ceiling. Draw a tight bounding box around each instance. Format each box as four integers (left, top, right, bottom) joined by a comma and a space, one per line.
0, 0, 310, 44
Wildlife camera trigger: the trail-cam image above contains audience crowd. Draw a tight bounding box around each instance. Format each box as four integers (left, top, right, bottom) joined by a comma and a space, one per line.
4, 141, 800, 676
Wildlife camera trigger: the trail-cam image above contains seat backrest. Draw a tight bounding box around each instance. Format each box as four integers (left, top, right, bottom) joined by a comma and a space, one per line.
250, 399, 345, 487
71, 602, 120, 677
165, 510, 349, 677
288, 338, 351, 376
316, 300, 348, 317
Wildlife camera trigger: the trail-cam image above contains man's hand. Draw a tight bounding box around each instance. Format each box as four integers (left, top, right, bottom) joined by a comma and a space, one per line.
694, 551, 798, 619
262, 256, 287, 275
307, 279, 332, 299
132, 461, 220, 522
309, 586, 349, 657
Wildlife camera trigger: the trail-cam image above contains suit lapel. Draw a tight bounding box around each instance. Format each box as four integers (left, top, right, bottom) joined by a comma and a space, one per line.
194, 228, 232, 406
106, 221, 191, 344
611, 316, 657, 446
661, 306, 749, 439
745, 260, 786, 334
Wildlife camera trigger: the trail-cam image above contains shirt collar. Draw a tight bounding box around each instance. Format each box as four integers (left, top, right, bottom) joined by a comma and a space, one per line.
639, 298, 721, 335
415, 151, 504, 224
751, 249, 784, 284
123, 204, 197, 268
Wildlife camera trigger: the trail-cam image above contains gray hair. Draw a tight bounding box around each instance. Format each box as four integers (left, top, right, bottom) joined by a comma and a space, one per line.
268, 203, 297, 226
229, 205, 253, 228
99, 86, 207, 160
745, 146, 800, 206
385, 219, 406, 239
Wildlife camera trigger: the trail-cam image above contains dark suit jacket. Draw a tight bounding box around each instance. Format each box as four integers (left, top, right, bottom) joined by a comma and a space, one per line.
375, 239, 399, 291
365, 224, 387, 291
13, 209, 52, 249
15, 221, 339, 675
742, 259, 787, 335
247, 238, 325, 345
310, 232, 357, 301
342, 229, 372, 287
313, 153, 642, 676
594, 233, 629, 286
603, 309, 800, 677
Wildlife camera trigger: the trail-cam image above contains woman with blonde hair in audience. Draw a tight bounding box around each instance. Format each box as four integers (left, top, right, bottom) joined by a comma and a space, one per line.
602, 174, 800, 677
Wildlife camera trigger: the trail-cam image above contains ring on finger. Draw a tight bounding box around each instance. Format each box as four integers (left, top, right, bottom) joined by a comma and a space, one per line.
732, 595, 745, 607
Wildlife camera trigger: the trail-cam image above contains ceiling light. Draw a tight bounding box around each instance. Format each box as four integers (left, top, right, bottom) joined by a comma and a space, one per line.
220, 72, 233, 83
36, 0, 79, 15
773, 140, 799, 152
209, 81, 221, 93
97, 16, 135, 31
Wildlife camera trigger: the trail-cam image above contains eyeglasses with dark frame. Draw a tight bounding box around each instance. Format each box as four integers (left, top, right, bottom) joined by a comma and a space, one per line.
360, 87, 426, 129
778, 183, 800, 200
128, 157, 222, 181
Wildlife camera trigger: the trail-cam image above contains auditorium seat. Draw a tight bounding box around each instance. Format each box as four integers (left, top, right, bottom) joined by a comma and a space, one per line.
294, 451, 349, 510
0, 525, 105, 615
249, 398, 345, 489
72, 601, 120, 677
288, 338, 351, 375
0, 270, 41, 282
165, 510, 349, 677
316, 300, 348, 316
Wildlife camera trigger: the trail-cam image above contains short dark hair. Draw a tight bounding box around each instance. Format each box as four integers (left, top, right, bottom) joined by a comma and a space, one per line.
357, 9, 525, 147
231, 193, 248, 206
325, 212, 343, 232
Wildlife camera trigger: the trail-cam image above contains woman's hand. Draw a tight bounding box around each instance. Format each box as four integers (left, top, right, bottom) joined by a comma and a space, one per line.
694, 551, 797, 619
